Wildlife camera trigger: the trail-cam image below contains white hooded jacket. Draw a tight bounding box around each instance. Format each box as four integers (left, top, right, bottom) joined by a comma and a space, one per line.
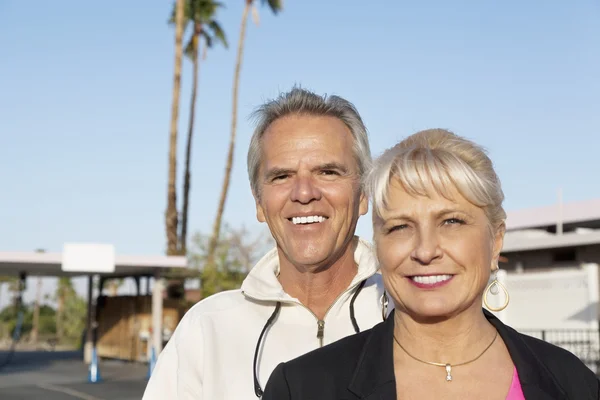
142, 238, 387, 400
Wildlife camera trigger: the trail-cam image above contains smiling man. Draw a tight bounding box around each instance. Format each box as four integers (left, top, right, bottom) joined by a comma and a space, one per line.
143, 87, 388, 400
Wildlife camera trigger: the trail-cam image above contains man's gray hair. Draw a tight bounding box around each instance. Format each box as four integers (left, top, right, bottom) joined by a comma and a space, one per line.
247, 87, 372, 197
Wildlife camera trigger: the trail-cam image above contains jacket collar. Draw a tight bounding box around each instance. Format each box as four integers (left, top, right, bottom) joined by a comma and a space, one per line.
485, 310, 567, 399
348, 313, 396, 398
240, 237, 379, 302
348, 310, 568, 399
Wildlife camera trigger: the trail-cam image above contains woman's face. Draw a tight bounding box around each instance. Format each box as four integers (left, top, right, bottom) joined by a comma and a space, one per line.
375, 179, 504, 321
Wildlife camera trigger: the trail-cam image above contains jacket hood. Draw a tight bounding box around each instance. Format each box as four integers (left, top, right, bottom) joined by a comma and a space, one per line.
241, 237, 380, 302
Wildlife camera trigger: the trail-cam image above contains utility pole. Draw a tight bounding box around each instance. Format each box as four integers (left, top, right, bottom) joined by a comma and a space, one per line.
557, 188, 563, 235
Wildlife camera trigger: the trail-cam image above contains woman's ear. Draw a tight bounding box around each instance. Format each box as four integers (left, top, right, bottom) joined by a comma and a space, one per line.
491, 223, 506, 269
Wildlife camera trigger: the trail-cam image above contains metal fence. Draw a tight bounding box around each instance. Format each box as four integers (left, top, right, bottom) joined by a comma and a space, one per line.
520, 329, 600, 372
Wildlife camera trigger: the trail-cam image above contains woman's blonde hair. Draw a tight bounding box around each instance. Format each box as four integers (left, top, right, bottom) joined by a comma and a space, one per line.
368, 129, 506, 231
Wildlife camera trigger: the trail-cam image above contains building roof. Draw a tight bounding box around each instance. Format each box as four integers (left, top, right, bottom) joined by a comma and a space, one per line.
0, 251, 187, 277
501, 198, 600, 254
505, 198, 600, 231
502, 230, 600, 253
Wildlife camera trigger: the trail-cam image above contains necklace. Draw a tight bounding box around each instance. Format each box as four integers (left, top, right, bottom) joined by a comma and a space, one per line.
393, 330, 498, 382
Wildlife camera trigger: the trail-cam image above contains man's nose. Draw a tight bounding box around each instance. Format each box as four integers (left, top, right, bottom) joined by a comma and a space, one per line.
290, 174, 322, 204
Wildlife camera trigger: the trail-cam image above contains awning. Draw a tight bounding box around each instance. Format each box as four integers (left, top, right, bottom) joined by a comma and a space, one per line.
0, 251, 187, 277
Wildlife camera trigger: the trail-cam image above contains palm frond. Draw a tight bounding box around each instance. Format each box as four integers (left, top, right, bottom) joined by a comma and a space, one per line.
168, 1, 192, 34
170, 0, 227, 56
184, 36, 197, 59
262, 0, 283, 14
201, 31, 214, 49
208, 20, 228, 48
211, 1, 226, 10
167, 2, 177, 24
190, 0, 226, 22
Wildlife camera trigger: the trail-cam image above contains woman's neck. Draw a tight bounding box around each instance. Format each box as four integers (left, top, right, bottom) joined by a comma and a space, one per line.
393, 306, 497, 364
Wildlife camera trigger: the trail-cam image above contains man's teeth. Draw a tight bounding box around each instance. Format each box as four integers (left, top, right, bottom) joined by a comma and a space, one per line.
411, 275, 452, 285
291, 216, 327, 225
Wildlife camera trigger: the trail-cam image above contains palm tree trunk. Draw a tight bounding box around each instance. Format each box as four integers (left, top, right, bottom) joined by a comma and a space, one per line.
205, 0, 252, 275
165, 0, 186, 256
180, 24, 202, 255
56, 277, 70, 343
31, 278, 42, 344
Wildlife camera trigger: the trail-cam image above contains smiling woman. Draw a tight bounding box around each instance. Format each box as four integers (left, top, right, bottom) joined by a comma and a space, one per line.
262, 129, 600, 400
370, 130, 506, 324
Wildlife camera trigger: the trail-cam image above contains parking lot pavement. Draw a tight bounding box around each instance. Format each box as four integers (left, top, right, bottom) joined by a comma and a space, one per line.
0, 350, 149, 400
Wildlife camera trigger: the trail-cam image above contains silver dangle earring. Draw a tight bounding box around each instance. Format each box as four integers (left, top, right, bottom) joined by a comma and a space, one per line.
483, 264, 509, 312
381, 292, 389, 320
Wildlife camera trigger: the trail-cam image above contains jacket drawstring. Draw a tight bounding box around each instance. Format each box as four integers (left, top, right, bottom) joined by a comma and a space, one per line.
253, 302, 281, 398
253, 278, 374, 398
349, 279, 367, 333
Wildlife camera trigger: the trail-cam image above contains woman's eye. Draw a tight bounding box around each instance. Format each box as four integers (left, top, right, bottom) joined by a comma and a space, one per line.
387, 224, 408, 234
444, 218, 465, 225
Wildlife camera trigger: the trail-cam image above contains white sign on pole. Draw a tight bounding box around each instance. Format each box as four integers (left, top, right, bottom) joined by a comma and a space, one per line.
61, 243, 116, 273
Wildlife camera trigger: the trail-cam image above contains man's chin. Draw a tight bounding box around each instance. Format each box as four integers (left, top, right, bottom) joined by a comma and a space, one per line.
296, 255, 329, 268
282, 248, 331, 270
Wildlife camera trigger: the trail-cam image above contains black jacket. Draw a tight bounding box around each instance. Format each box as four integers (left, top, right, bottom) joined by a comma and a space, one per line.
262, 310, 599, 399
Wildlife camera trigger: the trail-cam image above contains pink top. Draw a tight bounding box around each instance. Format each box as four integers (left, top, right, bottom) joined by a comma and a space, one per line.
506, 367, 526, 400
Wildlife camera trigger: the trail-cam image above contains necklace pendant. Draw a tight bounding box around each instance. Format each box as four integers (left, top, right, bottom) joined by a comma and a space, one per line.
445, 364, 452, 382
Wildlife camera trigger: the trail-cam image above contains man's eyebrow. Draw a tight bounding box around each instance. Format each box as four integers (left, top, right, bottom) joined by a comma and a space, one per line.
314, 162, 349, 173
264, 167, 294, 181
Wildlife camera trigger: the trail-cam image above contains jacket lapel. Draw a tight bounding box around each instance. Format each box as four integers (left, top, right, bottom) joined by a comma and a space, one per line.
348, 310, 568, 399
485, 310, 567, 399
348, 312, 397, 399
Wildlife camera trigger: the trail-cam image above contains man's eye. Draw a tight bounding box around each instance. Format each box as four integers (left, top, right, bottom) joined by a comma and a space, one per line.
272, 174, 288, 181
321, 170, 339, 176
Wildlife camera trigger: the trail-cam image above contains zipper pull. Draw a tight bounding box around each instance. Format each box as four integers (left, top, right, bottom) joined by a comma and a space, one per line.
317, 320, 325, 347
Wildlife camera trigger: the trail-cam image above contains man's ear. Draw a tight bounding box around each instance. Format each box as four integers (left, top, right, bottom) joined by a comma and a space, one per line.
254, 192, 266, 223
359, 190, 369, 216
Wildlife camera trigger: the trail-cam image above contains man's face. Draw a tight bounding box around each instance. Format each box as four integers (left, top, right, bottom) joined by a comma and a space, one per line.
254, 114, 368, 270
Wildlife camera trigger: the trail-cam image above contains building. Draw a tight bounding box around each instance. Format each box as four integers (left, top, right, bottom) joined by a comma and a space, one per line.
0, 245, 188, 363
494, 198, 600, 370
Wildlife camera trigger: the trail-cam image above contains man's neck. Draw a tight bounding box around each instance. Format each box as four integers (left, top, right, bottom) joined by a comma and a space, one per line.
393, 304, 496, 364
278, 239, 359, 320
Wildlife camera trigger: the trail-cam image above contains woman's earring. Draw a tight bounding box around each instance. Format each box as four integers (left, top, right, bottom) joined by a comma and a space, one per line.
381, 292, 389, 320
483, 266, 510, 312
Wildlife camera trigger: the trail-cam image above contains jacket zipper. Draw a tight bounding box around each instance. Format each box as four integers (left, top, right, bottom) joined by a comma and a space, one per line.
245, 278, 368, 348
317, 320, 325, 347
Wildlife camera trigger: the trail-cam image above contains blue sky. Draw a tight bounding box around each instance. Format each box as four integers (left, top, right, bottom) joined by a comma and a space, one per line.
1, 0, 599, 304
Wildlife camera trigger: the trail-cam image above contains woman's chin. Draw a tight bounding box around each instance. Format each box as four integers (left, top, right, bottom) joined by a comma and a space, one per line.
403, 303, 457, 322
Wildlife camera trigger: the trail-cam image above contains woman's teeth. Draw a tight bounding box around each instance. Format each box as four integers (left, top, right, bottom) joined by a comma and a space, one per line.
411, 275, 452, 284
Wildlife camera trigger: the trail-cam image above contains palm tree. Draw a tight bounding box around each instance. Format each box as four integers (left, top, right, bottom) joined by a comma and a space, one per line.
56, 277, 71, 342
30, 278, 42, 343
165, 0, 186, 256
174, 0, 228, 255
205, 0, 282, 276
